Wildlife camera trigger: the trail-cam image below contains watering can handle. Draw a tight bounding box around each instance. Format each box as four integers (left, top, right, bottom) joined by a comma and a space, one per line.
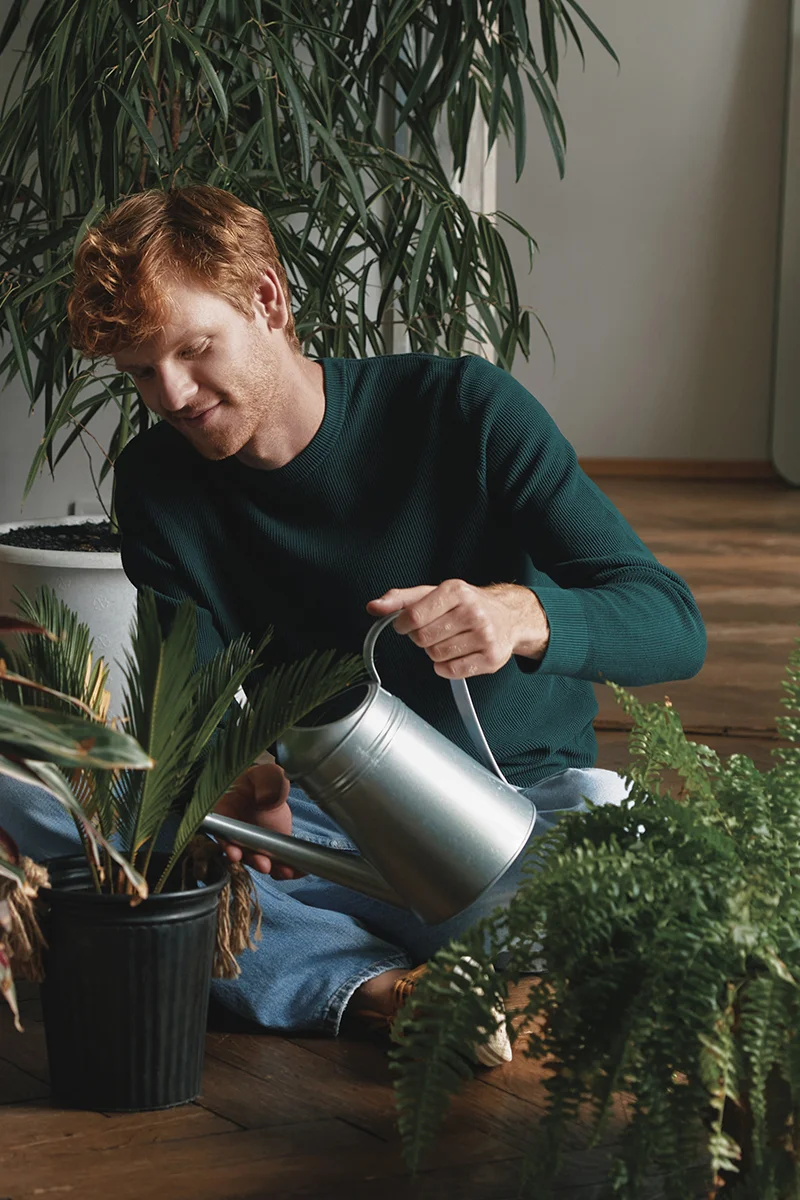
363, 611, 511, 786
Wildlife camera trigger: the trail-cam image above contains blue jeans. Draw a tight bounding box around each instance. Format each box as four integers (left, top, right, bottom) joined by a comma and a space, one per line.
0, 767, 629, 1033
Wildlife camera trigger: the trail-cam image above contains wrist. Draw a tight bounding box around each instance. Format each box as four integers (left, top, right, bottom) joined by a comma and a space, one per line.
512, 588, 550, 661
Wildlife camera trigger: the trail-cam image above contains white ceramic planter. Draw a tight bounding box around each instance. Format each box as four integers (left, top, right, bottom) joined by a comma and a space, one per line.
0, 515, 137, 719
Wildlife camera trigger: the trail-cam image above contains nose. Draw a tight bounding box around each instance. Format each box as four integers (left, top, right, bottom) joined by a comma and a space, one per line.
156, 362, 199, 414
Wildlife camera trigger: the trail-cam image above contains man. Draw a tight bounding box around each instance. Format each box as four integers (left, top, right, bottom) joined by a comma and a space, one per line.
26, 184, 705, 1048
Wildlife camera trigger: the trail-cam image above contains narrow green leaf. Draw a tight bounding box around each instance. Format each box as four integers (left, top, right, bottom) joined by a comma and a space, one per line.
486, 40, 507, 152
0, 0, 26, 56
104, 86, 161, 171
560, 5, 586, 66
314, 122, 368, 228
225, 122, 263, 177
563, 0, 620, 66
525, 68, 564, 178
72, 195, 106, 257
171, 22, 229, 124
395, 18, 448, 128
270, 42, 312, 181
4, 305, 35, 405
408, 203, 446, 317
195, 0, 220, 34
539, 1, 558, 83
507, 66, 528, 181
23, 371, 94, 500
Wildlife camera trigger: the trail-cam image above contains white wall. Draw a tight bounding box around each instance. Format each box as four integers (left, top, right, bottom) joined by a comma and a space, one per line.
499, 0, 790, 459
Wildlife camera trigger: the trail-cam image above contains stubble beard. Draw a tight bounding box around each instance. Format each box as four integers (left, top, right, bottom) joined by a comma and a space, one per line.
182, 338, 281, 462
182, 392, 261, 461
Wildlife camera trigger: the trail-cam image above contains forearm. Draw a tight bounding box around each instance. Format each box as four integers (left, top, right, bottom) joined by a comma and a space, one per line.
529, 570, 706, 686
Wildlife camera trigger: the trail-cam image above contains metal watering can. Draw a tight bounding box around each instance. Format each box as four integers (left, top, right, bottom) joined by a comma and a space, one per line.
202, 613, 536, 924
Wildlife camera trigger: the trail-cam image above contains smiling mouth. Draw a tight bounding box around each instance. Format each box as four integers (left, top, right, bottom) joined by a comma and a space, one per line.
180, 403, 220, 425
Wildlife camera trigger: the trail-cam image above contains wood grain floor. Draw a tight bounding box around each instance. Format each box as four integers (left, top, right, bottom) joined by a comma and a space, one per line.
1, 477, 798, 1199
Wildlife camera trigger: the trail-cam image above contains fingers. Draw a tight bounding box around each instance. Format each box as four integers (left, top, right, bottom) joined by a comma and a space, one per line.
212, 761, 304, 877
366, 585, 437, 620
367, 580, 516, 677
217, 838, 305, 879
244, 762, 291, 810
432, 651, 491, 679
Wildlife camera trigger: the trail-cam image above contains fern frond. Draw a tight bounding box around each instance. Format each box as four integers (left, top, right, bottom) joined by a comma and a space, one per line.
775, 639, 800, 754
390, 941, 499, 1171
608, 682, 717, 803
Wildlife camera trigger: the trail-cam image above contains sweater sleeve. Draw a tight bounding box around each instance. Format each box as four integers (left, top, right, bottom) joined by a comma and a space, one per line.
459, 356, 707, 686
114, 445, 225, 670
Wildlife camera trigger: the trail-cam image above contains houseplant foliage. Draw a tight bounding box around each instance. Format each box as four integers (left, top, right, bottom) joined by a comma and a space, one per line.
391, 643, 800, 1199
0, 0, 615, 512
0, 584, 361, 895
0, 610, 153, 1029
1, 586, 360, 1106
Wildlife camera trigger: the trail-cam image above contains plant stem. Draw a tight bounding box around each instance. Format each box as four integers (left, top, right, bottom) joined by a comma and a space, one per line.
74, 819, 103, 893
139, 836, 156, 888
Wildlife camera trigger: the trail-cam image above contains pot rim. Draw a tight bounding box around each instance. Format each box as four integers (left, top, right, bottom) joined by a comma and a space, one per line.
0, 515, 122, 570
39, 852, 229, 906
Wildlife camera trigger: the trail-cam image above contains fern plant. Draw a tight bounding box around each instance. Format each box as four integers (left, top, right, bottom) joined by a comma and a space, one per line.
391, 642, 800, 1200
1, 585, 361, 895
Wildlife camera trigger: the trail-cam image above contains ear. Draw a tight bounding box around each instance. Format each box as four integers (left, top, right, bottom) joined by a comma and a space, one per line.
253, 269, 289, 333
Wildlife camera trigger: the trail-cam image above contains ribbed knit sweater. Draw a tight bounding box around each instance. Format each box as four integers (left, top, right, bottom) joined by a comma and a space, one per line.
114, 353, 706, 787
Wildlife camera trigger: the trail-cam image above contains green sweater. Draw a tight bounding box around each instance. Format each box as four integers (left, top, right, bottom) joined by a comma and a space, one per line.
114, 353, 705, 787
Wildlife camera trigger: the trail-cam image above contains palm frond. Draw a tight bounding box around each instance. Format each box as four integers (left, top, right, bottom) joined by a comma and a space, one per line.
189, 628, 274, 759
11, 586, 110, 719
116, 590, 200, 863
158, 649, 363, 888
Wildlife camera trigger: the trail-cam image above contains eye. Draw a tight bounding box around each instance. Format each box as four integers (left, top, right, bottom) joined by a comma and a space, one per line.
181, 341, 210, 359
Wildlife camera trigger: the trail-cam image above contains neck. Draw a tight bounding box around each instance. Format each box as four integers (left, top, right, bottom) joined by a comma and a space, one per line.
236, 353, 326, 470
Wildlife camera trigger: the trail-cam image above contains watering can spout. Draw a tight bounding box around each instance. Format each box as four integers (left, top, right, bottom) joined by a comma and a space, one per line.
200, 812, 406, 906
201, 613, 536, 925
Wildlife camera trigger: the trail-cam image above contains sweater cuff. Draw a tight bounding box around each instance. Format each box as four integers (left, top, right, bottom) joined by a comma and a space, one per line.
518, 587, 590, 677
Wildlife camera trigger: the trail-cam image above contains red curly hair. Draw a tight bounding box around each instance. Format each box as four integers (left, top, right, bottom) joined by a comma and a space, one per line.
68, 186, 299, 356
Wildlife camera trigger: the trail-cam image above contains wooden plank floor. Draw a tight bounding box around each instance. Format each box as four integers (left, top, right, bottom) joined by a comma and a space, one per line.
1, 477, 798, 1199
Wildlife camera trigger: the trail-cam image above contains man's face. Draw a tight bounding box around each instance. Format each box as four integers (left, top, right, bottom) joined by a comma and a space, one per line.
113, 278, 285, 461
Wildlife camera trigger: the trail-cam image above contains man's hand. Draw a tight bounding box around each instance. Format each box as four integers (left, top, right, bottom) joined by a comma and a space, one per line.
367, 580, 550, 678
213, 762, 304, 879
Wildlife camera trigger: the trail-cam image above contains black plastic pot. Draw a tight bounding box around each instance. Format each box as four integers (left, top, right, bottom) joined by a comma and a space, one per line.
38, 853, 227, 1112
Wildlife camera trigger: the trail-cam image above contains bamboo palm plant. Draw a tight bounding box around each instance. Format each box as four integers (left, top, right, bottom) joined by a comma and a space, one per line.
0, 0, 614, 518
390, 644, 800, 1199
0, 585, 361, 895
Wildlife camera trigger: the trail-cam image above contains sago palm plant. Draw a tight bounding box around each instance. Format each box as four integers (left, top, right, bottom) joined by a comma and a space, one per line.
0, 0, 615, 515
0, 585, 361, 895
390, 643, 800, 1200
